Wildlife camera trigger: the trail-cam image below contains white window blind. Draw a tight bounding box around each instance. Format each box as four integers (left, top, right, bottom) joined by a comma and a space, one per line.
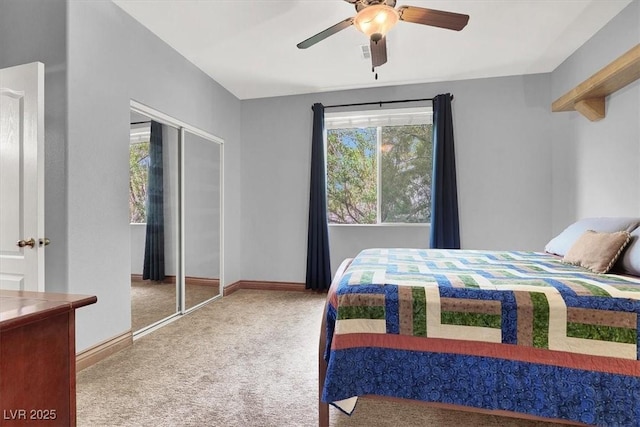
325, 107, 433, 129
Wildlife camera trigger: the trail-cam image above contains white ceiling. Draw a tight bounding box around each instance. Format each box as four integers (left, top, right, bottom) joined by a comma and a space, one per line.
112, 0, 632, 100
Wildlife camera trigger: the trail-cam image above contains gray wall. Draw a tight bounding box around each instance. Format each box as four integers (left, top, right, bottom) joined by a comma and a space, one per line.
550, 0, 640, 234
241, 73, 553, 279
66, 0, 241, 351
0, 0, 69, 293
4, 0, 638, 354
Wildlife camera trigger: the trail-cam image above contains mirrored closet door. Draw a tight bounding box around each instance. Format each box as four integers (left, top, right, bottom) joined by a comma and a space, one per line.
129, 112, 180, 333
183, 130, 222, 310
129, 103, 223, 335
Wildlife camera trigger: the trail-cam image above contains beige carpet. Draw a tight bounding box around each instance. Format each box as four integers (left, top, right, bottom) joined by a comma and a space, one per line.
77, 290, 563, 427
131, 280, 219, 332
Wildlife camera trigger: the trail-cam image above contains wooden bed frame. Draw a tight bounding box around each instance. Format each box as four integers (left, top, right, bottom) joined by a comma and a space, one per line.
317, 258, 586, 427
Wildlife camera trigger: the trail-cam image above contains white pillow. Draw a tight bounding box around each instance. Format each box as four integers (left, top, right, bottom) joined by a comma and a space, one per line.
545, 217, 640, 257
616, 227, 640, 276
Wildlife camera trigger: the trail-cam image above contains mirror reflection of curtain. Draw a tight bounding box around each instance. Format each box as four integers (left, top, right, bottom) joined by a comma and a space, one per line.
143, 120, 165, 281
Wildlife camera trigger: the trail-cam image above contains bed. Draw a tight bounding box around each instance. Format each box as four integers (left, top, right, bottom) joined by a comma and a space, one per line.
318, 218, 640, 426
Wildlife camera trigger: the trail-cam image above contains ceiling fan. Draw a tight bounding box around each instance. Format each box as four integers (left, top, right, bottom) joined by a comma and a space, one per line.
297, 0, 469, 77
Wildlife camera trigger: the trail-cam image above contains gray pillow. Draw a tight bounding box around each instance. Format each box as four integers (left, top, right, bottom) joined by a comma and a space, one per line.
616, 227, 640, 276
545, 217, 640, 257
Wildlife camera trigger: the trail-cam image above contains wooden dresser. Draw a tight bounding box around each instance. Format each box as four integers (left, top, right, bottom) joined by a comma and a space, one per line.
0, 290, 97, 426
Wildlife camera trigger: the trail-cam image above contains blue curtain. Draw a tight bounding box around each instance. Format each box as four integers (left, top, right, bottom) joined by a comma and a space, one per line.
143, 121, 165, 281
306, 103, 331, 290
430, 94, 460, 249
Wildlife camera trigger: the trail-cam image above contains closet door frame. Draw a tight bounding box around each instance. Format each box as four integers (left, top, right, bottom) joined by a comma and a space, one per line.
179, 127, 224, 314
130, 100, 224, 335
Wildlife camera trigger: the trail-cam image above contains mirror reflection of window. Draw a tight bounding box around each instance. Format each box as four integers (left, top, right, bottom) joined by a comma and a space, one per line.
129, 124, 150, 224
129, 115, 178, 335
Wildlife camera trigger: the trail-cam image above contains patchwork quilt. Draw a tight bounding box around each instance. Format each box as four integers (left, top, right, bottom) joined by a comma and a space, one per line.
322, 248, 640, 425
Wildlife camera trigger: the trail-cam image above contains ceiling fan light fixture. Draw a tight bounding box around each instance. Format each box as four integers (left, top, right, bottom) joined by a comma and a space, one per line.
353, 4, 399, 42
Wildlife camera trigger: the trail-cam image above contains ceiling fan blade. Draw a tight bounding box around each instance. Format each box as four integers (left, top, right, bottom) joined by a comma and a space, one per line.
397, 6, 469, 31
297, 17, 354, 49
371, 37, 388, 68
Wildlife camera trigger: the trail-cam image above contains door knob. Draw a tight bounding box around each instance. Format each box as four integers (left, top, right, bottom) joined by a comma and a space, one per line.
17, 238, 36, 248
39, 237, 50, 247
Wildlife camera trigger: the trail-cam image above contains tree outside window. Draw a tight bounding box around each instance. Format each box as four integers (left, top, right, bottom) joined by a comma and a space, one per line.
129, 134, 150, 223
326, 108, 432, 225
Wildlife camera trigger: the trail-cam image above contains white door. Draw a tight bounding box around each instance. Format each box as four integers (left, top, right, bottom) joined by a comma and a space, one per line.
0, 62, 45, 291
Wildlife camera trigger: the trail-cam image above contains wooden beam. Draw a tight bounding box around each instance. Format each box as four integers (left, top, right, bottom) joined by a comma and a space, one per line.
574, 98, 605, 121
552, 43, 640, 120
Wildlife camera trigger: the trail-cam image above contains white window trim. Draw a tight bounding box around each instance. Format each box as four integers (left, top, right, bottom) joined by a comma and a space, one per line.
130, 122, 151, 144
325, 106, 433, 129
328, 223, 429, 227
325, 106, 433, 226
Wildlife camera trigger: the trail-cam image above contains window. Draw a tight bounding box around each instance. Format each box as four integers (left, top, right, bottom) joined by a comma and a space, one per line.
326, 107, 433, 224
129, 124, 150, 223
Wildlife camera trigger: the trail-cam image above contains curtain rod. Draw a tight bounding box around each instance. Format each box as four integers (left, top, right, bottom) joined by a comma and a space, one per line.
131, 120, 151, 125
322, 94, 453, 109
